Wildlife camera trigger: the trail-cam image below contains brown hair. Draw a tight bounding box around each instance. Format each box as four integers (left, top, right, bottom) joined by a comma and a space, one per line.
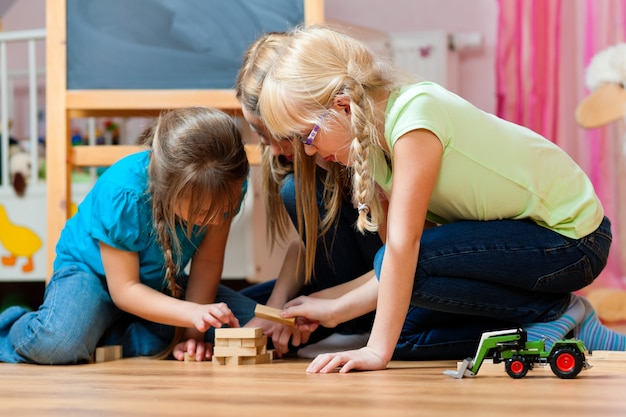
140, 107, 248, 359
140, 107, 249, 297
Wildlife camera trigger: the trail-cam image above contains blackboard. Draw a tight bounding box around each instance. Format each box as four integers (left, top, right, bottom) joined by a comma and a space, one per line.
66, 0, 305, 89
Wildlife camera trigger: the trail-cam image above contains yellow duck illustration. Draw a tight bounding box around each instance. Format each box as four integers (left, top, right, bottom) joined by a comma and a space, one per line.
0, 204, 42, 273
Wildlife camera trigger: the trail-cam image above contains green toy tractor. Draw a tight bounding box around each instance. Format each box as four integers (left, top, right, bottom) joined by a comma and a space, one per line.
444, 328, 591, 379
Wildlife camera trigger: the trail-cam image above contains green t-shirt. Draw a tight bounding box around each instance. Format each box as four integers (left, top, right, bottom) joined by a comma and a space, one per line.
374, 82, 603, 239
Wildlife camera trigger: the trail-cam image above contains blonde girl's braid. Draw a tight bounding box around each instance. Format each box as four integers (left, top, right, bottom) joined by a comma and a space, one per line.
343, 78, 382, 233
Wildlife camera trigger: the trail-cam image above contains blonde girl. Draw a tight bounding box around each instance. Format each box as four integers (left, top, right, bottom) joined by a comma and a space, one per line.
0, 107, 255, 364
258, 26, 623, 373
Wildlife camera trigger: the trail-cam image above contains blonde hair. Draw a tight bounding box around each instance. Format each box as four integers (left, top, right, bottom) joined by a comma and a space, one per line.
257, 25, 396, 278
236, 31, 345, 281
140, 107, 249, 298
236, 32, 293, 247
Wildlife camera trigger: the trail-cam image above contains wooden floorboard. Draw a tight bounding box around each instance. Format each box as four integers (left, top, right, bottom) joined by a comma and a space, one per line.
1, 354, 625, 417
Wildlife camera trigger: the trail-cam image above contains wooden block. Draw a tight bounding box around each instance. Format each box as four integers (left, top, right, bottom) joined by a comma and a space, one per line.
214, 338, 229, 347
184, 352, 197, 362
239, 352, 272, 365
212, 350, 273, 366
228, 338, 242, 347
224, 355, 243, 366
254, 304, 296, 327
215, 327, 264, 339
212, 351, 273, 366
242, 335, 267, 347
213, 345, 265, 357
94, 345, 123, 363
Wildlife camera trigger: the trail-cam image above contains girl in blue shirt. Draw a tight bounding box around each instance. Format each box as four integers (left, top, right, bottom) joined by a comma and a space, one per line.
0, 107, 256, 364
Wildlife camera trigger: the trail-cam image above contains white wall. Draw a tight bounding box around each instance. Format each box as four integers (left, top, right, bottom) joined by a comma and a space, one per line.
325, 0, 499, 113
1, 0, 44, 32
1, 0, 45, 71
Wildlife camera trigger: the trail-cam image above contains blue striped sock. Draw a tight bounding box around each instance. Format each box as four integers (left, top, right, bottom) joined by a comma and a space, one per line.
575, 296, 626, 352
524, 295, 584, 350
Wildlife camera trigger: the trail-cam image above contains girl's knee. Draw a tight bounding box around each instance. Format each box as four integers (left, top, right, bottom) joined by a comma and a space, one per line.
11, 314, 93, 364
16, 335, 92, 364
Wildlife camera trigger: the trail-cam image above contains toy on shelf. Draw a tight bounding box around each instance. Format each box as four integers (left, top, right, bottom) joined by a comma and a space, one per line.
9, 150, 30, 197
576, 43, 626, 129
444, 328, 591, 379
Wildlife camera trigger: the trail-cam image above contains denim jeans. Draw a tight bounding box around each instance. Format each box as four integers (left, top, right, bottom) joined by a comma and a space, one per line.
0, 265, 257, 364
242, 171, 382, 342
380, 217, 612, 360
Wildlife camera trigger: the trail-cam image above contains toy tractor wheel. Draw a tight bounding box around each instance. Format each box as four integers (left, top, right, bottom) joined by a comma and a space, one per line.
549, 346, 584, 379
505, 356, 530, 378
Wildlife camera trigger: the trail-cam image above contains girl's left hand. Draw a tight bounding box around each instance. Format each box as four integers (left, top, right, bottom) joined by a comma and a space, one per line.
246, 317, 312, 357
305, 346, 387, 373
173, 338, 213, 362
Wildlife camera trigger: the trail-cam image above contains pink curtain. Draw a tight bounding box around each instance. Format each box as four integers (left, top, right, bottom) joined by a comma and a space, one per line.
497, 0, 626, 291
497, 0, 561, 140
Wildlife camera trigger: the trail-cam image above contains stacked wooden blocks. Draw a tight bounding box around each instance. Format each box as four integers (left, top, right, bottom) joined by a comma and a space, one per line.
212, 327, 272, 365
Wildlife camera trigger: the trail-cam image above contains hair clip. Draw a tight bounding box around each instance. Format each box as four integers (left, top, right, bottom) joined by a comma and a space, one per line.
357, 202, 369, 215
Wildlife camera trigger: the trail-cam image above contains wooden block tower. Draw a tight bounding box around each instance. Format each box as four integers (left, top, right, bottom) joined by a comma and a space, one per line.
212, 327, 272, 365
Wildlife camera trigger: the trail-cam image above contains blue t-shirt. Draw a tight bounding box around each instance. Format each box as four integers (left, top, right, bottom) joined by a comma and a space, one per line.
54, 150, 211, 290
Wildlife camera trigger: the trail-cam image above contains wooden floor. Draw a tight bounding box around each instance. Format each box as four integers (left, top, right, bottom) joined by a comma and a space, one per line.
1, 352, 626, 417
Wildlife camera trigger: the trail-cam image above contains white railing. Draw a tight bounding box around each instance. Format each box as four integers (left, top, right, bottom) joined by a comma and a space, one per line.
0, 28, 46, 188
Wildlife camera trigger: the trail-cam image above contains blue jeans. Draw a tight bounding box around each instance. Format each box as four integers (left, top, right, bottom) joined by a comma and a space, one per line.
379, 217, 612, 360
0, 265, 257, 364
242, 171, 382, 343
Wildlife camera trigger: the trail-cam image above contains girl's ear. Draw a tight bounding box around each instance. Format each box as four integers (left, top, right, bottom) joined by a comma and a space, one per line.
333, 95, 351, 115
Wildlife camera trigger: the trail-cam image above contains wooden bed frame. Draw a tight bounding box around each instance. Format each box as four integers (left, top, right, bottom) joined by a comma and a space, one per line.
45, 0, 324, 279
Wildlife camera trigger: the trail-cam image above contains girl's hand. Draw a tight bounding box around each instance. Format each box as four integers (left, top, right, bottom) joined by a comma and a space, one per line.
245, 317, 312, 357
305, 346, 387, 373
282, 295, 339, 329
172, 338, 213, 362
193, 302, 239, 333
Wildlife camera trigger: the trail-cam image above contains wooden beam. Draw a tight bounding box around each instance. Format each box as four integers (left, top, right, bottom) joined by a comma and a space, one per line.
66, 90, 241, 113
71, 144, 261, 167
45, 0, 70, 280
